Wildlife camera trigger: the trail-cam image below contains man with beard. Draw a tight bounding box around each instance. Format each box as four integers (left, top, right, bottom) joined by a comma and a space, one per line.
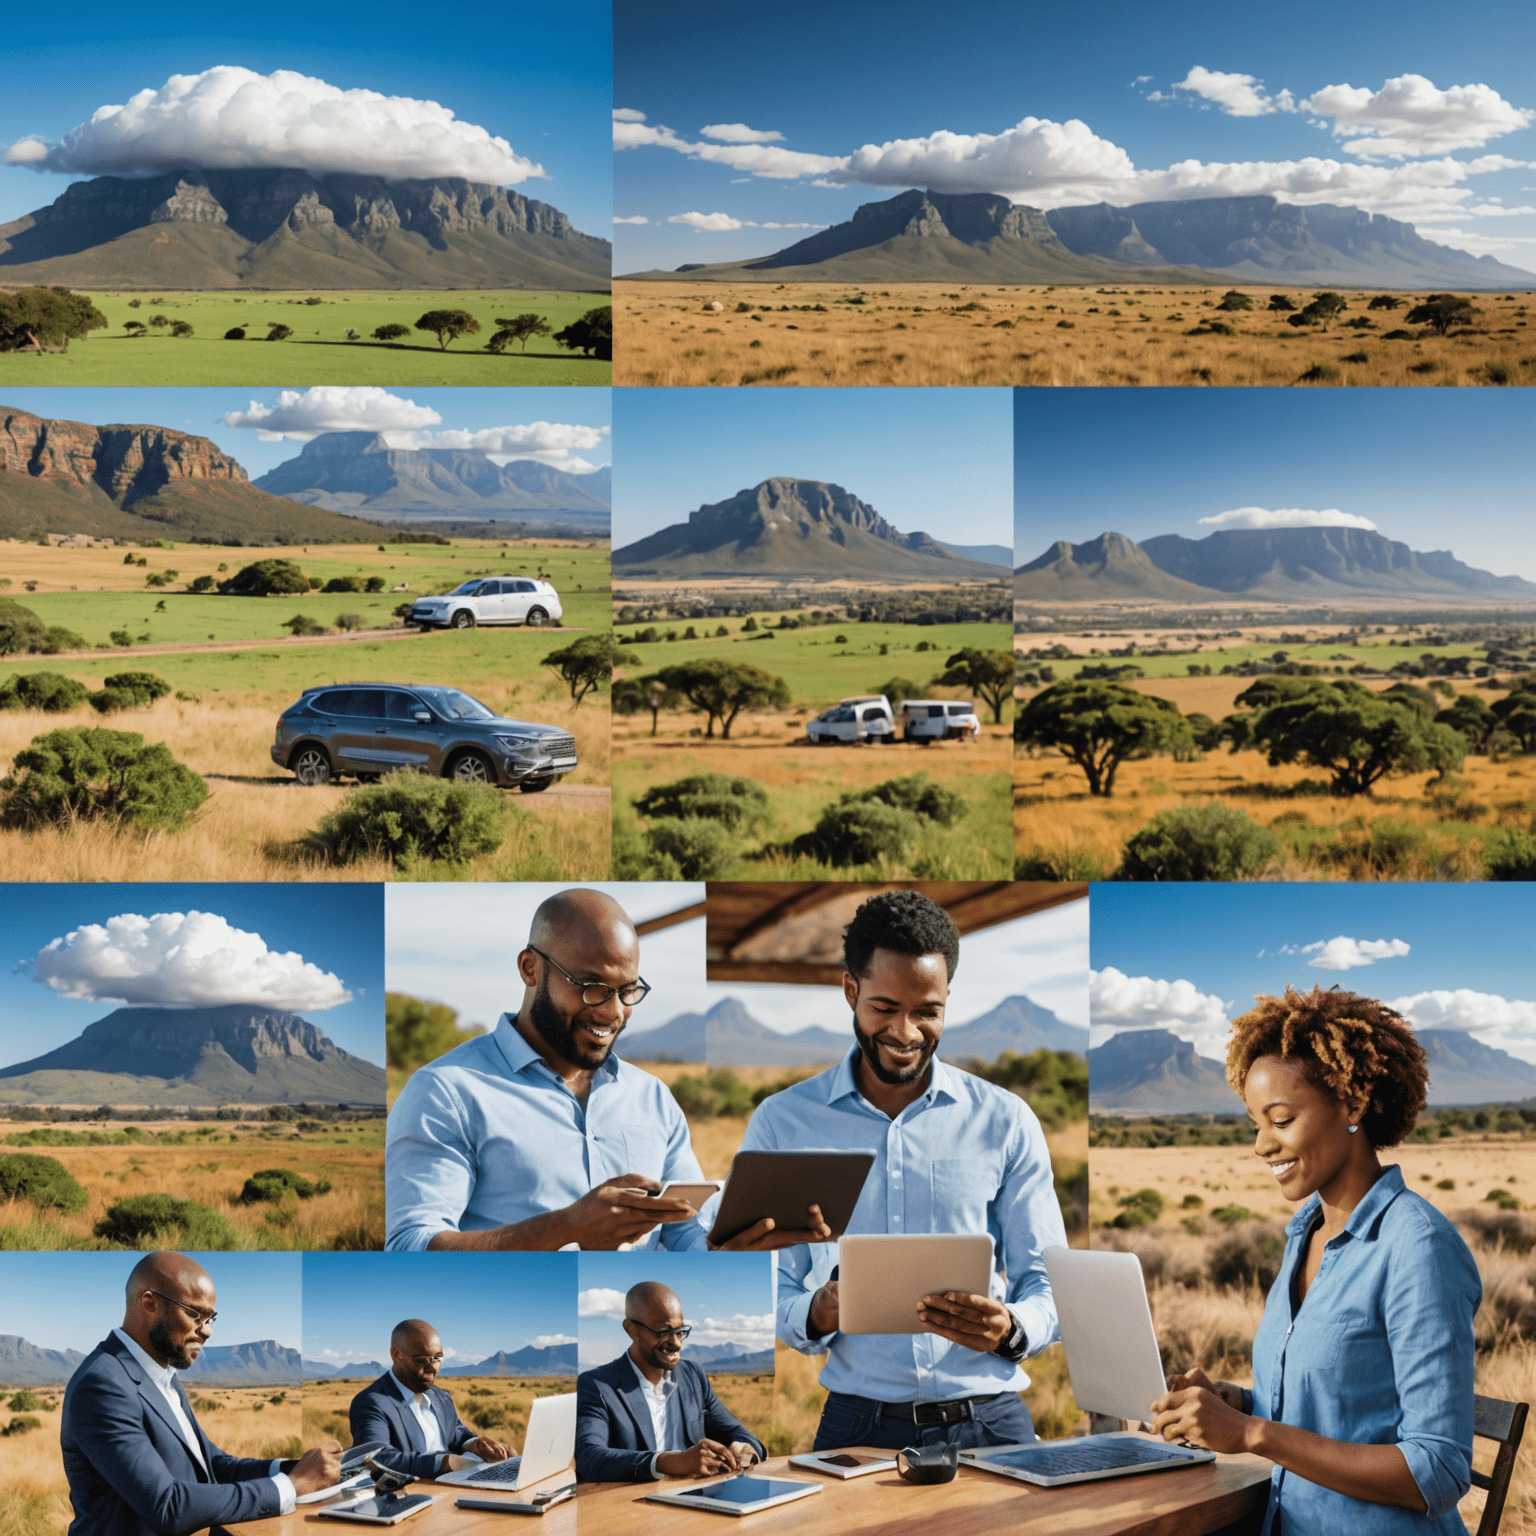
349, 1319, 512, 1479
574, 1282, 764, 1482
387, 887, 828, 1252
61, 1251, 342, 1536
736, 890, 1066, 1454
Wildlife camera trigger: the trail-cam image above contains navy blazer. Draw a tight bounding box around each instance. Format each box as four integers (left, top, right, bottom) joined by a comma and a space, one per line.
575, 1354, 765, 1483
60, 1333, 282, 1536
349, 1372, 478, 1479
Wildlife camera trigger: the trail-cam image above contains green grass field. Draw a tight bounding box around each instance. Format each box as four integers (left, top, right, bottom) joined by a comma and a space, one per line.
0, 290, 610, 384
615, 612, 1012, 709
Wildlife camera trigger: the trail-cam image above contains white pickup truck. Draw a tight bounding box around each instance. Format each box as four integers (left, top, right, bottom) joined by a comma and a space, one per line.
806, 695, 896, 744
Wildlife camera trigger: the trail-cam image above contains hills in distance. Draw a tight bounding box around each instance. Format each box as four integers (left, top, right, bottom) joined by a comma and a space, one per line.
1090, 1027, 1536, 1113
1015, 526, 1536, 606
0, 1004, 386, 1106
0, 1335, 300, 1387
303, 1343, 578, 1378
622, 188, 1533, 289
617, 993, 1087, 1068
253, 432, 611, 532
0, 168, 610, 290
612, 477, 1002, 581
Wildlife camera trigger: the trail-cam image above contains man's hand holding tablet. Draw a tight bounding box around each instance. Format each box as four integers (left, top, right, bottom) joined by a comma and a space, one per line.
710, 1202, 833, 1252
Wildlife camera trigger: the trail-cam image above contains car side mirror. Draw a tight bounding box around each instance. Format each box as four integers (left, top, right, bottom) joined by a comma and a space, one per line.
413, 711, 431, 723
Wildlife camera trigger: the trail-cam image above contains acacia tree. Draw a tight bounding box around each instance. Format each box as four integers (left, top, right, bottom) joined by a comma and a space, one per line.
0, 287, 108, 353
1406, 294, 1479, 335
542, 633, 630, 705
1435, 694, 1498, 754
612, 675, 684, 735
1492, 680, 1536, 752
486, 313, 552, 353
1014, 680, 1191, 797
553, 305, 613, 360
649, 660, 790, 739
415, 310, 481, 351
932, 646, 1014, 723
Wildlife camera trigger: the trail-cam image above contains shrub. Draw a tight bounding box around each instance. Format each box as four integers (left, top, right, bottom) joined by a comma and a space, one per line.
1215, 291, 1253, 311
1116, 802, 1281, 881
372, 324, 411, 342
643, 816, 736, 880
304, 773, 511, 866
853, 773, 965, 826
6, 1391, 41, 1412
219, 559, 310, 596
1485, 829, 1536, 881
170, 320, 193, 338
669, 1070, 755, 1120
1209, 1227, 1286, 1291
633, 773, 769, 832
238, 1168, 333, 1204
224, 327, 246, 340
1110, 1188, 1165, 1229
553, 305, 613, 359
335, 612, 364, 632
266, 323, 293, 342
322, 576, 362, 593
0, 672, 89, 712
364, 575, 388, 593
87, 671, 171, 713
93, 1194, 240, 1248
385, 994, 478, 1072
0, 727, 207, 831
1, 1416, 42, 1437
0, 1152, 89, 1213
1211, 1204, 1259, 1226
282, 614, 327, 636
802, 800, 921, 867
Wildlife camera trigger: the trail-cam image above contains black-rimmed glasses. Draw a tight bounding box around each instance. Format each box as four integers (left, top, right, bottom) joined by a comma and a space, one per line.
146, 1290, 216, 1327
530, 946, 650, 1008
629, 1319, 692, 1343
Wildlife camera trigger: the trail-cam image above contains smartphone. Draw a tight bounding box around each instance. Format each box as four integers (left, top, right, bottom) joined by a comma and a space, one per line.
650, 1181, 722, 1208
455, 1484, 576, 1514
821, 1454, 885, 1468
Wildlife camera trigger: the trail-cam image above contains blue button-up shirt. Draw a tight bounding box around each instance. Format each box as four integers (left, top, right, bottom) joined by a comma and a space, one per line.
739, 1047, 1065, 1403
1244, 1164, 1481, 1535
385, 1013, 711, 1251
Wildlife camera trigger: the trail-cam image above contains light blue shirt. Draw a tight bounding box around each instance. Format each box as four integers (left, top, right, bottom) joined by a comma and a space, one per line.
740, 1047, 1065, 1403
386, 1013, 712, 1251
1244, 1164, 1481, 1536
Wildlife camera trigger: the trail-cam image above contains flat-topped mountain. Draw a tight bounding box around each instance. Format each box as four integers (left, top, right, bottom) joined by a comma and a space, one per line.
0, 168, 610, 290
441, 1343, 577, 1376
0, 406, 381, 542
1088, 1028, 1235, 1114
0, 1334, 86, 1387
623, 187, 1532, 289
181, 1340, 302, 1387
255, 432, 611, 531
613, 477, 1001, 580
0, 1003, 385, 1106
1017, 526, 1536, 604
1417, 1030, 1536, 1106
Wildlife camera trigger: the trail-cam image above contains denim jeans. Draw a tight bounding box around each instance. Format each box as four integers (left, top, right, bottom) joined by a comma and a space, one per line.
811, 1390, 1036, 1454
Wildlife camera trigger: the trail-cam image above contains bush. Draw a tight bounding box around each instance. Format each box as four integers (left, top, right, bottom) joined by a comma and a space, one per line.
0, 1152, 89, 1213
335, 612, 364, 632
224, 327, 246, 340
643, 817, 736, 880
170, 321, 193, 338
304, 773, 511, 866
1116, 802, 1281, 881
322, 576, 362, 593
282, 614, 327, 636
6, 1391, 41, 1412
237, 1168, 333, 1204
854, 773, 965, 826
1209, 1227, 1286, 1291
1211, 1204, 1259, 1226
802, 800, 921, 867
633, 773, 769, 832
0, 727, 208, 831
385, 993, 479, 1072
266, 323, 293, 342
372, 324, 411, 342
93, 1194, 240, 1248
0, 672, 89, 712
219, 559, 310, 596
669, 1070, 755, 1120
1485, 829, 1536, 881
1, 1416, 42, 1437
89, 670, 172, 712
1110, 1187, 1165, 1229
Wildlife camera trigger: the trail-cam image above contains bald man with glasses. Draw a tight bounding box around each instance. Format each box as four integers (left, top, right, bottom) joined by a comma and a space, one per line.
387, 888, 828, 1254
61, 1251, 341, 1536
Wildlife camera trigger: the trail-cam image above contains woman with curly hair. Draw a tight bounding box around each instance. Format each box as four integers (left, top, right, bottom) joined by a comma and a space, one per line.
1148, 984, 1482, 1535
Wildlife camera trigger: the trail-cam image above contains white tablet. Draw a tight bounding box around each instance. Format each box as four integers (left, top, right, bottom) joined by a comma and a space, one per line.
788, 1450, 898, 1479
316, 1492, 437, 1524
837, 1233, 994, 1334
645, 1476, 821, 1517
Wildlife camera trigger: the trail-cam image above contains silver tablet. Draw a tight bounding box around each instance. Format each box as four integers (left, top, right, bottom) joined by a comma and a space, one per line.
962, 1434, 1215, 1488
645, 1475, 822, 1517
316, 1492, 437, 1524
838, 1233, 994, 1334
788, 1450, 898, 1479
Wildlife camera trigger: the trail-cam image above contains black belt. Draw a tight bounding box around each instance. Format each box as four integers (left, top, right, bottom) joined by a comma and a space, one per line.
878, 1393, 1003, 1428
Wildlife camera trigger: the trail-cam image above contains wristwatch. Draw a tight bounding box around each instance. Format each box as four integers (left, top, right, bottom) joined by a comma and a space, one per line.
993, 1312, 1028, 1363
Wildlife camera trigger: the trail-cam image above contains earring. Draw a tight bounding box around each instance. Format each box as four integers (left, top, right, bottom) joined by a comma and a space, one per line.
1347, 1125, 1359, 1135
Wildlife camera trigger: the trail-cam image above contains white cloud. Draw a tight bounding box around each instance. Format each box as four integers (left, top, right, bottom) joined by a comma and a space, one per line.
1173, 67, 1296, 118
1391, 989, 1536, 1064
1089, 967, 1231, 1058
669, 211, 744, 231
613, 214, 650, 224
1198, 507, 1379, 532
527, 1334, 576, 1349
1302, 75, 1534, 160
1291, 936, 1412, 971
223, 386, 441, 441
687, 1314, 775, 1352
700, 123, 786, 144
578, 1288, 626, 1319
612, 109, 648, 124
391, 421, 610, 473
27, 910, 352, 1011
613, 113, 845, 179
4, 66, 543, 184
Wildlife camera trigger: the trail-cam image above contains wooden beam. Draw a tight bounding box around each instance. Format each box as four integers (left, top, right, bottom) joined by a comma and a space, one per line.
633, 902, 706, 936
706, 960, 847, 986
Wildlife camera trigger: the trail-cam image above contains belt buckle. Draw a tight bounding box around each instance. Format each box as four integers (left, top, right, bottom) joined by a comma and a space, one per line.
912, 1399, 971, 1429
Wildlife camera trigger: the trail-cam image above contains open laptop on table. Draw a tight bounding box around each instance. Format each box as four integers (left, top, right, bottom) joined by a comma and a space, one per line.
431, 1392, 577, 1490
960, 1246, 1217, 1488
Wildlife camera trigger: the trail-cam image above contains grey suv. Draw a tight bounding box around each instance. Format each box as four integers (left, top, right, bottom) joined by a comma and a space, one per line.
272, 683, 577, 792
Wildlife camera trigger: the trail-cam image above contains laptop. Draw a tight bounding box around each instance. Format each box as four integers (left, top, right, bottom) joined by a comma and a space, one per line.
431, 1392, 577, 1489
960, 1247, 1216, 1488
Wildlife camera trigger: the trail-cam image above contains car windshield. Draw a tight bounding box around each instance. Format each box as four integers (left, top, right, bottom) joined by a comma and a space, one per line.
446, 580, 486, 596
415, 688, 498, 720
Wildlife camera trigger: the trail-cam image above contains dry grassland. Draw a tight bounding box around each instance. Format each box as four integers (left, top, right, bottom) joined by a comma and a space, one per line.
0, 1386, 300, 1536
616, 282, 1535, 387
0, 1122, 384, 1250
0, 693, 610, 881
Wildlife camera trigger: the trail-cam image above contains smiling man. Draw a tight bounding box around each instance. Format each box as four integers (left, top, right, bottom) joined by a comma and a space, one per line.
737, 889, 1067, 1453
574, 1282, 764, 1482
61, 1251, 341, 1536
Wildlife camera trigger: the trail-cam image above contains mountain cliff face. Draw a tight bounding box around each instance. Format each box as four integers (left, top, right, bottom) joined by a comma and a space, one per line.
0, 168, 610, 289
1015, 532, 1217, 601
181, 1340, 302, 1387
1088, 1028, 1235, 1114
0, 1003, 385, 1105
613, 477, 1001, 579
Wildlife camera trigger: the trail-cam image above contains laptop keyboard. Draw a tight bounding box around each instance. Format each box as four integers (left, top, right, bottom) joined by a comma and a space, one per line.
991, 1442, 1194, 1474
461, 1456, 524, 1484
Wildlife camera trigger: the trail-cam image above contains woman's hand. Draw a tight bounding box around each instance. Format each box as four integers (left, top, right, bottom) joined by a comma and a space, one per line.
1163, 1365, 1245, 1411
1148, 1382, 1254, 1455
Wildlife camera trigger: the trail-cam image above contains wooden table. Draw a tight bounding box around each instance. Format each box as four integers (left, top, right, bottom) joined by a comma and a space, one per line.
575, 1448, 1274, 1536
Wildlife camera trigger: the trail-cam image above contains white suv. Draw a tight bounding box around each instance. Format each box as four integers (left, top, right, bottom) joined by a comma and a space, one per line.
408, 578, 562, 630
902, 699, 981, 742
807, 695, 895, 744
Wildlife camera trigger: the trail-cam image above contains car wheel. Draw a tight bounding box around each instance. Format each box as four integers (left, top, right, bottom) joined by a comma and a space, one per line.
450, 609, 476, 630
519, 777, 553, 794
525, 606, 549, 627
448, 750, 495, 784
292, 747, 333, 786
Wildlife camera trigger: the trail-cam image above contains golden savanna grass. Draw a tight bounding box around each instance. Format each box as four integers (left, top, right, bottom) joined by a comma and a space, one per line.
0, 1120, 384, 1250
0, 1386, 300, 1536
616, 282, 1535, 387
0, 692, 610, 881
1092, 1142, 1536, 1535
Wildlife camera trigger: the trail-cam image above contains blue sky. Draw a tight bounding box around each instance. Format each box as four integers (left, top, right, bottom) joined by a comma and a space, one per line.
1014, 388, 1536, 579
1090, 883, 1536, 1063
0, 883, 383, 1068
613, 388, 1013, 548
0, 389, 612, 482
0, 1252, 300, 1353
303, 1252, 576, 1368
386, 883, 708, 1043
707, 894, 1087, 1038
1, 0, 610, 235
577, 1251, 772, 1370
613, 0, 1536, 273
